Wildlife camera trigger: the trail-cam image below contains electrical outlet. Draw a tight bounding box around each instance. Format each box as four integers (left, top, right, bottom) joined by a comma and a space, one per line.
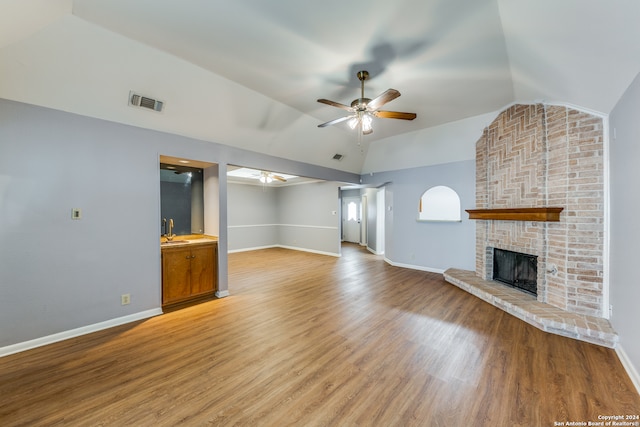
121, 294, 131, 305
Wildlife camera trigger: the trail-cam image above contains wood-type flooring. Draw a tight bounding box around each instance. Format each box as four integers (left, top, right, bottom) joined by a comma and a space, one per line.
1, 244, 638, 426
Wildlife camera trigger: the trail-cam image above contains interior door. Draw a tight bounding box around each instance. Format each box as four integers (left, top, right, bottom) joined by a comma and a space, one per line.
342, 197, 361, 243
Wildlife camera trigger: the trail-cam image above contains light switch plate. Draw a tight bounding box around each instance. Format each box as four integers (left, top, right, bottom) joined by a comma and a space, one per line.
71, 208, 82, 220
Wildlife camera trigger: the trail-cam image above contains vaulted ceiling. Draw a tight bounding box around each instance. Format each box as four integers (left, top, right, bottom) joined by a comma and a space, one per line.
1, 0, 639, 173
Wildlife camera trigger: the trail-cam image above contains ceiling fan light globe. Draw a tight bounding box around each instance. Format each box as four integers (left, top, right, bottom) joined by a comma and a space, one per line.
362, 113, 373, 133
348, 117, 359, 129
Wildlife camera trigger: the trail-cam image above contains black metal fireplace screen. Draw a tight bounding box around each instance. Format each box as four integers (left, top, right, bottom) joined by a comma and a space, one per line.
492, 248, 538, 296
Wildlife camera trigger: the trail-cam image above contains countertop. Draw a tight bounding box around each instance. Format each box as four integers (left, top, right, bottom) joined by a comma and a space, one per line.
160, 235, 218, 248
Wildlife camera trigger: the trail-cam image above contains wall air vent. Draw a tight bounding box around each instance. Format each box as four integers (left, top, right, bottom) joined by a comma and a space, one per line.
128, 91, 164, 112
332, 153, 344, 161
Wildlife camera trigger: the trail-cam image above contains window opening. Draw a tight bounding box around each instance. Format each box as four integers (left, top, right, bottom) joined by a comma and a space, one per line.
347, 201, 358, 221
418, 185, 461, 222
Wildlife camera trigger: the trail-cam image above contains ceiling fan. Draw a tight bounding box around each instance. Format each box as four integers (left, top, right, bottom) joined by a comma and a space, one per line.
259, 171, 286, 183
317, 70, 417, 135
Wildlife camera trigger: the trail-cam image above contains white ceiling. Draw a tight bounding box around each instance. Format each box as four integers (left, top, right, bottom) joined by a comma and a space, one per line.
1, 0, 639, 174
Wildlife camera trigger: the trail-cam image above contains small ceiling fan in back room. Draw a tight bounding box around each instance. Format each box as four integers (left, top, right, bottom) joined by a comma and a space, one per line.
317, 70, 416, 135
259, 171, 286, 184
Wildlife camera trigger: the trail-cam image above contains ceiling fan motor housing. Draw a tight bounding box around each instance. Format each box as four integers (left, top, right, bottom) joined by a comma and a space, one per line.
351, 98, 371, 110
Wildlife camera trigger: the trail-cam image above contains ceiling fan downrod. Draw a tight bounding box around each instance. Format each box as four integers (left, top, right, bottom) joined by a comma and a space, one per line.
352, 70, 371, 111
357, 70, 369, 99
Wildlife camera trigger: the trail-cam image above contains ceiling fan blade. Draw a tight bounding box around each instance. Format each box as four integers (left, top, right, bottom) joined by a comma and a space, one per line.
272, 175, 287, 182
367, 89, 401, 111
317, 115, 353, 128
317, 99, 354, 112
374, 110, 417, 120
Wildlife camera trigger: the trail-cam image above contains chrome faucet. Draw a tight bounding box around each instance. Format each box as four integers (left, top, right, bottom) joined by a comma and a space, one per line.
166, 218, 176, 241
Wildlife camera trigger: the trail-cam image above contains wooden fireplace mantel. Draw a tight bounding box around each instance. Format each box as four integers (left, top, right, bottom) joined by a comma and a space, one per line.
465, 207, 564, 222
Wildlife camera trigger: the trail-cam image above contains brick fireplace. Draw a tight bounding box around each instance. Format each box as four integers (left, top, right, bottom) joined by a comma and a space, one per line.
444, 103, 617, 347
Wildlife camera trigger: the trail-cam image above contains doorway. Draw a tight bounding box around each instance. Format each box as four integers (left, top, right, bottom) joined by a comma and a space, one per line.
376, 188, 385, 255
342, 196, 361, 244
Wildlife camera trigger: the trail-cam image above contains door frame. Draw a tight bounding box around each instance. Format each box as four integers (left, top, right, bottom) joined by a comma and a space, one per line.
342, 196, 362, 244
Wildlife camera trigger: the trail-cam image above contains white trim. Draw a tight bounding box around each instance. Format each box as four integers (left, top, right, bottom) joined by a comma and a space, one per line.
360, 194, 368, 247
215, 290, 230, 298
277, 245, 340, 257
228, 224, 338, 230
367, 246, 383, 255
497, 100, 608, 120
227, 178, 324, 188
602, 114, 611, 318
228, 244, 278, 253
384, 257, 445, 274
228, 224, 277, 228
279, 224, 338, 230
542, 101, 608, 119
616, 345, 640, 395
228, 244, 340, 257
0, 308, 162, 358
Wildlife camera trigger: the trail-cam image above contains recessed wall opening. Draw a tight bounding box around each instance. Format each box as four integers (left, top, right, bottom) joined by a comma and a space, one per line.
492, 248, 538, 296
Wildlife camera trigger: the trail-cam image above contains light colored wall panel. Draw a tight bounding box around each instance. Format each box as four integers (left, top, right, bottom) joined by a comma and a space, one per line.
609, 72, 640, 385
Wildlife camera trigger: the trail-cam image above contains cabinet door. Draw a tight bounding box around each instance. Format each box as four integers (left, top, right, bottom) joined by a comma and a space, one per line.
190, 245, 215, 296
162, 247, 192, 304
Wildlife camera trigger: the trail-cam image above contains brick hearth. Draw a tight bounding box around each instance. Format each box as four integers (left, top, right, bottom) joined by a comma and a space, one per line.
444, 268, 617, 348
451, 103, 617, 347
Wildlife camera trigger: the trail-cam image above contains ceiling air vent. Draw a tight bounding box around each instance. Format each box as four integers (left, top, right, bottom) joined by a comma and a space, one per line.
129, 91, 164, 112
332, 153, 344, 161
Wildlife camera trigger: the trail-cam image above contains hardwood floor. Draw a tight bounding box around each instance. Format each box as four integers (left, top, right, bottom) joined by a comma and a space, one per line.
1, 244, 638, 426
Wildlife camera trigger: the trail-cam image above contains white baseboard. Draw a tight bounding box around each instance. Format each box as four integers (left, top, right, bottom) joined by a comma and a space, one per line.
229, 244, 340, 258
366, 246, 383, 255
277, 245, 340, 257
227, 244, 278, 254
215, 290, 230, 298
616, 345, 640, 395
384, 258, 445, 274
0, 308, 162, 358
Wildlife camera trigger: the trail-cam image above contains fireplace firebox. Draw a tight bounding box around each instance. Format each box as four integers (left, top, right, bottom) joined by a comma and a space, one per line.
492, 248, 537, 296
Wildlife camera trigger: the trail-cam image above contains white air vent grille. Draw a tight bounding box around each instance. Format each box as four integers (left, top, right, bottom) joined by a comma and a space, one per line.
129, 91, 164, 112
332, 153, 344, 161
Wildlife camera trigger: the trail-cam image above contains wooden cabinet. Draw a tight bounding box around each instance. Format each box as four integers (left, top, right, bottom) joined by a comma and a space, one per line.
162, 242, 217, 306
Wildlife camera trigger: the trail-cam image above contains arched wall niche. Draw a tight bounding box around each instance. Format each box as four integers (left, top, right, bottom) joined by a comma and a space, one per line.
418, 185, 461, 222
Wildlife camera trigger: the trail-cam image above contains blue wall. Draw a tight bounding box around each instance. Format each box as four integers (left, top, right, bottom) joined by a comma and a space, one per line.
228, 181, 342, 255
361, 160, 476, 272
609, 71, 640, 384
0, 98, 359, 352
